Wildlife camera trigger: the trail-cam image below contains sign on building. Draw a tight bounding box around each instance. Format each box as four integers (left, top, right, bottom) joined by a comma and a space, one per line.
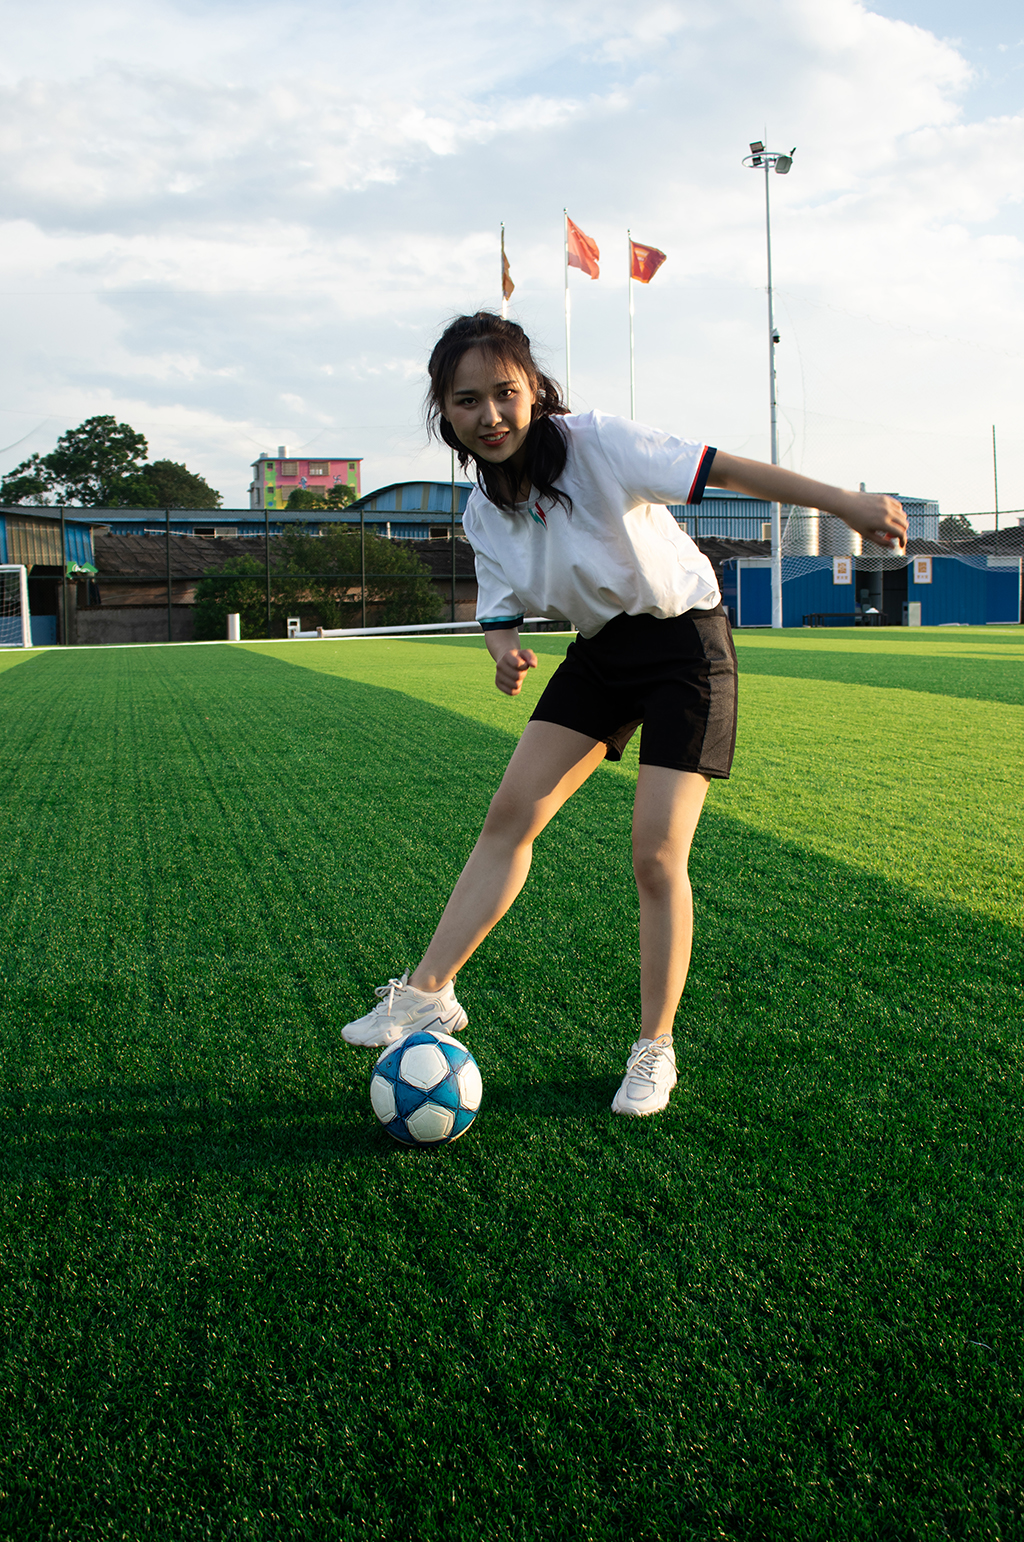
832, 557, 853, 585
913, 557, 933, 585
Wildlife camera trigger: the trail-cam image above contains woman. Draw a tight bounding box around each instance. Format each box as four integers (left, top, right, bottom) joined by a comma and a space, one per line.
342, 312, 906, 1116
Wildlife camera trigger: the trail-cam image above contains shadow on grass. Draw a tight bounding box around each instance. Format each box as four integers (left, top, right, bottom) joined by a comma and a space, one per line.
0, 1081, 374, 1181
0, 1068, 631, 1183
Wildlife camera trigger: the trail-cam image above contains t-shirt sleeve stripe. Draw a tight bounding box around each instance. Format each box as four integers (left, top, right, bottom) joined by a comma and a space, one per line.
687, 446, 716, 505
479, 615, 525, 632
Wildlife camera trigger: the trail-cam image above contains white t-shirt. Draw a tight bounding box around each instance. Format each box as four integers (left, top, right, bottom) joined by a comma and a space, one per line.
463, 410, 720, 640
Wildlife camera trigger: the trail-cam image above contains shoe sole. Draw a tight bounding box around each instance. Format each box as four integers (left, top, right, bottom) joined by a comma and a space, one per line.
610, 1076, 677, 1117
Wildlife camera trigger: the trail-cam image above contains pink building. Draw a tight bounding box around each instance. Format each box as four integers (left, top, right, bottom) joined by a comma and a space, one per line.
249, 447, 362, 511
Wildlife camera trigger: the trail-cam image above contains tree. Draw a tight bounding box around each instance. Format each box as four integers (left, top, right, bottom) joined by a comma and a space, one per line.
325, 482, 356, 510
284, 483, 356, 512
0, 455, 51, 505
126, 460, 221, 509
285, 488, 328, 511
0, 417, 222, 508
939, 513, 975, 543
191, 529, 443, 640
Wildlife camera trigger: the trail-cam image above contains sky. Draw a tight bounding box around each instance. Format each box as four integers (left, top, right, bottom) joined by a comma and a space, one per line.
1, 0, 1022, 522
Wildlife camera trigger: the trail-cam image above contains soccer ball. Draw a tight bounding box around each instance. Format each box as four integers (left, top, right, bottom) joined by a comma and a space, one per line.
370, 1030, 482, 1146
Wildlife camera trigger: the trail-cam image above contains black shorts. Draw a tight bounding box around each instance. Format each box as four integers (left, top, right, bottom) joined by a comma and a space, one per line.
530, 606, 738, 778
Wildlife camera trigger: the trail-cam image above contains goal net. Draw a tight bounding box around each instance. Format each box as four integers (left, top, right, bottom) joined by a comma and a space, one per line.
0, 565, 31, 648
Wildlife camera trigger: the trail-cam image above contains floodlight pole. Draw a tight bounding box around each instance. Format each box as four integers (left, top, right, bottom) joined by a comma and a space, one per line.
744, 143, 794, 629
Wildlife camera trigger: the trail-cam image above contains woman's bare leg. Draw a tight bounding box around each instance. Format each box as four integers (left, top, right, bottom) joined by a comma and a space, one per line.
631, 766, 711, 1041
410, 720, 607, 992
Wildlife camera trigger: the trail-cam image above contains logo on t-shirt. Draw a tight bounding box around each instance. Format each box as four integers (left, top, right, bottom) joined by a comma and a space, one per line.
530, 501, 547, 528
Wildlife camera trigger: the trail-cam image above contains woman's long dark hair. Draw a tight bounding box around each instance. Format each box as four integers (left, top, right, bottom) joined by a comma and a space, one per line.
426, 312, 571, 515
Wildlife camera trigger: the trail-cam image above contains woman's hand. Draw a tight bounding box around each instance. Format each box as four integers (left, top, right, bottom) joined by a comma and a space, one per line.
495, 647, 537, 696
834, 492, 908, 552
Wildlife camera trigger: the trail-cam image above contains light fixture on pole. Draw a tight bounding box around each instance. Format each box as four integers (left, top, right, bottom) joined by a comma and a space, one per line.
742, 140, 795, 629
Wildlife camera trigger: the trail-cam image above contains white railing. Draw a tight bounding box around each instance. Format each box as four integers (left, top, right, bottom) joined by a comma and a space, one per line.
284, 617, 568, 641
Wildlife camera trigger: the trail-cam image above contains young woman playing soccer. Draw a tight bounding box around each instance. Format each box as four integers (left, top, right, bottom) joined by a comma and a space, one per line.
341, 312, 907, 1115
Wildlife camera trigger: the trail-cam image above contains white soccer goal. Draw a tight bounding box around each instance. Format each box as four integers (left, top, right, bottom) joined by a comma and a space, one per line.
0, 565, 31, 648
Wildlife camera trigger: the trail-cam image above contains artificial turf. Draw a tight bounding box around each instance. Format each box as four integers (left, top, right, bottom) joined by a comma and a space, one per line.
0, 628, 1021, 1540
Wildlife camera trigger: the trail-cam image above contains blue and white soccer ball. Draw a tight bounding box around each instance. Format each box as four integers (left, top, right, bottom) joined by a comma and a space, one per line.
370, 1030, 482, 1146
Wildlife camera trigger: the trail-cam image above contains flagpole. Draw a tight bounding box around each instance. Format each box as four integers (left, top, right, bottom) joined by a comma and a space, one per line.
628, 230, 636, 420
501, 224, 508, 320
563, 208, 571, 409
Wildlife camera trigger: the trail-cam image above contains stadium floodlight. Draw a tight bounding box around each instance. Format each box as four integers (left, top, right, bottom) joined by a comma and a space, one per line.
741, 142, 797, 628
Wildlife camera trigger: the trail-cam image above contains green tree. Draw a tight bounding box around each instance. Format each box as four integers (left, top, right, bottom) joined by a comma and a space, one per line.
0, 455, 51, 505
939, 513, 975, 543
285, 488, 328, 511
192, 529, 443, 641
124, 460, 221, 509
284, 484, 355, 512
0, 418, 222, 508
192, 557, 287, 642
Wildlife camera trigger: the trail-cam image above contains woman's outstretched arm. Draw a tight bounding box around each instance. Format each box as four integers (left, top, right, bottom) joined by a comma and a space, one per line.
708, 452, 908, 551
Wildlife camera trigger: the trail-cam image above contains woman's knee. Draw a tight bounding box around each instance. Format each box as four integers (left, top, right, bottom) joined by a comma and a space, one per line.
632, 840, 688, 897
481, 784, 538, 846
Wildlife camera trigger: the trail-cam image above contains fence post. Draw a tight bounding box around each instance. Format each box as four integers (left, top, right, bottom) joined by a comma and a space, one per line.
360, 502, 367, 629
264, 503, 271, 636
59, 504, 68, 645
165, 507, 173, 642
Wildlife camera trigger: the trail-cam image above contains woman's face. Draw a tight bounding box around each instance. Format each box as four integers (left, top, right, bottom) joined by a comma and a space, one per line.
444, 348, 536, 470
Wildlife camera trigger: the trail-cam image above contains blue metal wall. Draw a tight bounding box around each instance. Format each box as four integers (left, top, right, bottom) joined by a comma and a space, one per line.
909, 558, 986, 625
723, 557, 859, 626
64, 523, 95, 565
987, 567, 1020, 624
0, 514, 95, 566
669, 494, 768, 540
742, 566, 771, 625
726, 554, 1021, 626
782, 562, 855, 626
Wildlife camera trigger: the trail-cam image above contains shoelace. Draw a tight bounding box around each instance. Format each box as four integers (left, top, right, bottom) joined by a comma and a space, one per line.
373, 976, 408, 1015
627, 1040, 669, 1081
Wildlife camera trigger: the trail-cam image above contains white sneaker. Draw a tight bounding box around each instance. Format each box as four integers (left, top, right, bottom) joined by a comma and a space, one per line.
611, 1036, 678, 1116
341, 971, 468, 1049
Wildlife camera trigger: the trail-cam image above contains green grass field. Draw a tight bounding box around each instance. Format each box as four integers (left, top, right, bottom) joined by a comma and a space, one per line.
0, 627, 1021, 1541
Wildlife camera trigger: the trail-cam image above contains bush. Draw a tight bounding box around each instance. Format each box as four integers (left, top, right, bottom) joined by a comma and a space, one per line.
192, 531, 443, 641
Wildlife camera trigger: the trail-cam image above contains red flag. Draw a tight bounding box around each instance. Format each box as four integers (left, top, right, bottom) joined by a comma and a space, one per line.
566, 216, 600, 280
502, 246, 514, 301
629, 240, 667, 284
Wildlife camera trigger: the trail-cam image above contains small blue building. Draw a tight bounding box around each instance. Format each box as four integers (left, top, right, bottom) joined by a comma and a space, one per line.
721, 552, 1021, 628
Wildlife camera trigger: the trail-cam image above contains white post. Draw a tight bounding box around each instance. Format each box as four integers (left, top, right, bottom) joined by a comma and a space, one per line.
227, 612, 241, 642
501, 224, 508, 320
764, 162, 783, 630
18, 564, 30, 647
563, 209, 571, 409
628, 230, 636, 420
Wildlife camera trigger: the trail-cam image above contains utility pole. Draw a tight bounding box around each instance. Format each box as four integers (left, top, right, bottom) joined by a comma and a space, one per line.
743, 141, 795, 629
